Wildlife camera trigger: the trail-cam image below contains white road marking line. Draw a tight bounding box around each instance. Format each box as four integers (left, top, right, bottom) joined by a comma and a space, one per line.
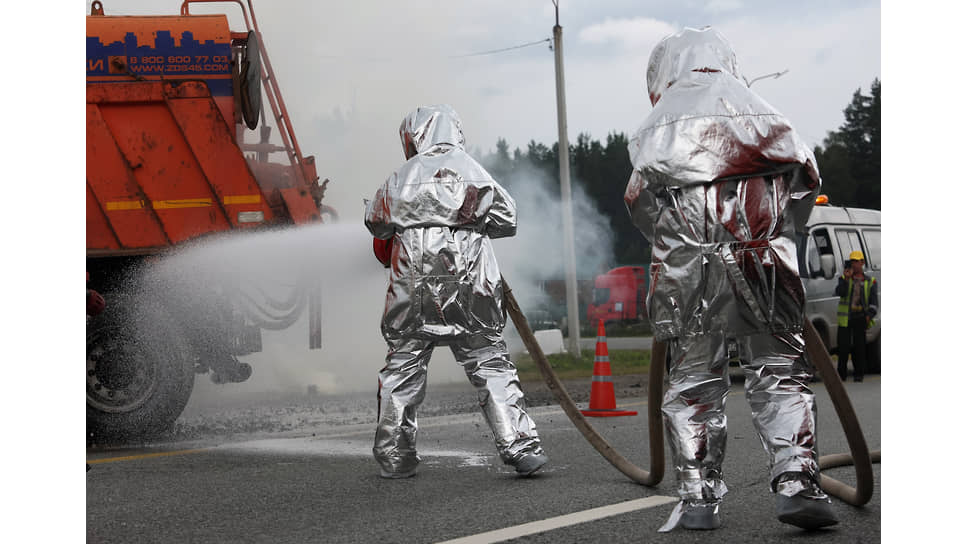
434, 495, 679, 544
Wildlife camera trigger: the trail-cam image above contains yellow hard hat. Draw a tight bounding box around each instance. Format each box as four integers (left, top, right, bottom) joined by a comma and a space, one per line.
849, 250, 865, 261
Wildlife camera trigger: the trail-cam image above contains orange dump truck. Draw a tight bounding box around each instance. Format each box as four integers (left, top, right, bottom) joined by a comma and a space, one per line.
86, 1, 334, 440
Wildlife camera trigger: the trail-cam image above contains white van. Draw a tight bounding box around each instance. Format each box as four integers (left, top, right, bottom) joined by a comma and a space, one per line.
800, 203, 881, 372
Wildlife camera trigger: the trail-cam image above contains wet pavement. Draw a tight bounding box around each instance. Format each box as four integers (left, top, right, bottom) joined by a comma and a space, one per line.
87, 372, 881, 543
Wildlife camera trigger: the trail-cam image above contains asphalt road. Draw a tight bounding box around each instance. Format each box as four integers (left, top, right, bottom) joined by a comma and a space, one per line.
87, 374, 881, 543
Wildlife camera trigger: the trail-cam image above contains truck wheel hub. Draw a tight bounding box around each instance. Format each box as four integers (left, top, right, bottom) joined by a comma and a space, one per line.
87, 326, 158, 413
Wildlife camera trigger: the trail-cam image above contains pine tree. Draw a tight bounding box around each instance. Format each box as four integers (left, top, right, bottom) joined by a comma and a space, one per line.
815, 79, 881, 209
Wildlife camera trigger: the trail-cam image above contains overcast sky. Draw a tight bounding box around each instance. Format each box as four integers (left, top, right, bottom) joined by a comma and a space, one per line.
92, 0, 881, 218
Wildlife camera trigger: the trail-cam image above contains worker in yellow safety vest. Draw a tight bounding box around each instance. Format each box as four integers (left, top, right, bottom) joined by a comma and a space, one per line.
835, 250, 879, 382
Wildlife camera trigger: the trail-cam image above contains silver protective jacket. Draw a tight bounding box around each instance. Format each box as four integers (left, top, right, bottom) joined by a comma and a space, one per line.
365, 105, 516, 341
624, 27, 820, 342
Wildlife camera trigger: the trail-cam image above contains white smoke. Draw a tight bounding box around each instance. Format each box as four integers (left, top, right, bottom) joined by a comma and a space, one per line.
496, 164, 615, 288
131, 162, 615, 410
488, 163, 616, 351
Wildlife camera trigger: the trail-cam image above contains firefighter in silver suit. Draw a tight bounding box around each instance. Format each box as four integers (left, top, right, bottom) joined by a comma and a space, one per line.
365, 104, 547, 479
624, 28, 838, 531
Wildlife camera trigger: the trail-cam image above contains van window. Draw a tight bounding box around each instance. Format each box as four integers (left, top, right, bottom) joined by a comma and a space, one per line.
835, 229, 867, 269
803, 228, 833, 278
812, 228, 833, 256
804, 235, 821, 277
862, 230, 881, 270
592, 288, 610, 306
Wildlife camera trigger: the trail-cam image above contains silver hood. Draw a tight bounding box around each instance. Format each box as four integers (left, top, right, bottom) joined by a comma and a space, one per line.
628, 26, 820, 188
366, 105, 516, 239
399, 104, 465, 158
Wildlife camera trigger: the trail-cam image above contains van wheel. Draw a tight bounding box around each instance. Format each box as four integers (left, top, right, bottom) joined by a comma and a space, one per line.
866, 335, 881, 374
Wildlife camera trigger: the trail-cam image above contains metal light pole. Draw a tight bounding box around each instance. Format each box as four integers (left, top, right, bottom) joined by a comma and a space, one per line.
552, 1, 581, 358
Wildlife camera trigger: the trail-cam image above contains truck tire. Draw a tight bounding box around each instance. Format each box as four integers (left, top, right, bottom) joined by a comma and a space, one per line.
87, 295, 195, 443
866, 335, 881, 374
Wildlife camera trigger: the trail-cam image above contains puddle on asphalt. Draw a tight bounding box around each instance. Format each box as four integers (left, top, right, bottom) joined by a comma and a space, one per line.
218, 436, 491, 467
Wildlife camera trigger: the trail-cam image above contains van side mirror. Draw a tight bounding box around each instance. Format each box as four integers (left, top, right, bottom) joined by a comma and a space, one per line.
819, 254, 836, 279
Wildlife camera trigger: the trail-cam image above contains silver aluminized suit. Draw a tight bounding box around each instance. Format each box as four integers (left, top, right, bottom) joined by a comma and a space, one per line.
623, 28, 828, 530
364, 104, 544, 477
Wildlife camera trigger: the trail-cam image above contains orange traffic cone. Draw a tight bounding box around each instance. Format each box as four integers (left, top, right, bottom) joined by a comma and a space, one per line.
581, 319, 638, 417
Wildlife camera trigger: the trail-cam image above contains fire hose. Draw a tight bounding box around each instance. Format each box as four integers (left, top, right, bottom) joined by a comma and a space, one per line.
502, 278, 880, 505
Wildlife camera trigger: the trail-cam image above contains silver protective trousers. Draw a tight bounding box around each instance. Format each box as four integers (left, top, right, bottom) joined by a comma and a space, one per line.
373, 332, 543, 474
663, 330, 820, 502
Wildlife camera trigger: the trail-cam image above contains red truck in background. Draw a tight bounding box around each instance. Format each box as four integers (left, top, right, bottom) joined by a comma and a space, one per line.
586, 266, 648, 325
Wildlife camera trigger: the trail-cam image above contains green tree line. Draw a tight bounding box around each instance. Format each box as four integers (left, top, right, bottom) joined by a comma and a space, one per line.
478, 79, 881, 268
813, 78, 881, 209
